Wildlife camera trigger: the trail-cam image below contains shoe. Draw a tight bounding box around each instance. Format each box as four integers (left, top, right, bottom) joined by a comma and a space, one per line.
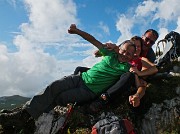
100, 93, 110, 102
89, 94, 110, 113
0, 109, 31, 128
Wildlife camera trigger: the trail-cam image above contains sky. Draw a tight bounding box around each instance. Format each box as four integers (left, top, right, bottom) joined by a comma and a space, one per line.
0, 0, 180, 97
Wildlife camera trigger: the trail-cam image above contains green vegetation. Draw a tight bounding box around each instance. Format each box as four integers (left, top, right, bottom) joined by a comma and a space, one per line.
0, 95, 30, 110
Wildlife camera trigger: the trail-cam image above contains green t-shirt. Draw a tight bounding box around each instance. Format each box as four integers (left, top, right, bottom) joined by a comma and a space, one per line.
81, 48, 130, 95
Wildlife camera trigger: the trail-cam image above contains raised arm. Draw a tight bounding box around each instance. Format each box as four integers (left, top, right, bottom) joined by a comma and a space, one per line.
68, 24, 103, 49
94, 43, 119, 57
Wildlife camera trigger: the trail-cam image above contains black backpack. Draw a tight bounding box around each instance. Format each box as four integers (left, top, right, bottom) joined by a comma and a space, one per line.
155, 31, 180, 68
155, 31, 180, 69
91, 112, 136, 134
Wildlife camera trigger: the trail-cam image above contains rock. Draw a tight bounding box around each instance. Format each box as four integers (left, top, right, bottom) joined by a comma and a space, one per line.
35, 105, 70, 134
173, 65, 180, 73
140, 96, 180, 133
176, 87, 180, 95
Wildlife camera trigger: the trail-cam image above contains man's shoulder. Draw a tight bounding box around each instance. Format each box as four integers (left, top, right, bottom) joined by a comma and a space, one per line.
100, 48, 116, 56
146, 48, 156, 63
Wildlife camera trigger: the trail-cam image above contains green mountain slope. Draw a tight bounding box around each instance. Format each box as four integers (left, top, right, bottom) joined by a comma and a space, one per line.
0, 95, 30, 110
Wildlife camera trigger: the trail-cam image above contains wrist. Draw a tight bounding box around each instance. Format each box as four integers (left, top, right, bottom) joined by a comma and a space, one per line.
134, 93, 140, 99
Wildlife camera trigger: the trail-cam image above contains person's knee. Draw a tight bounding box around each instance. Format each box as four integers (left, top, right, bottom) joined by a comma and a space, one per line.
74, 66, 90, 75
74, 66, 82, 75
120, 72, 135, 80
129, 72, 135, 79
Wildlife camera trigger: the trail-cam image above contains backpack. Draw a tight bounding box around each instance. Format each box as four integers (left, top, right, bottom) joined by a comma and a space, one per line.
91, 112, 136, 134
155, 31, 180, 68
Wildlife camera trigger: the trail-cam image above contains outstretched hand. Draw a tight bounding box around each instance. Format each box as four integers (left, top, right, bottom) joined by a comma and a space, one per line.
68, 24, 78, 34
94, 43, 117, 57
104, 43, 117, 50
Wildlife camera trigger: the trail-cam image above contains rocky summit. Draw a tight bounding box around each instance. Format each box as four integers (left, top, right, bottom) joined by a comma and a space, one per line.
0, 63, 180, 134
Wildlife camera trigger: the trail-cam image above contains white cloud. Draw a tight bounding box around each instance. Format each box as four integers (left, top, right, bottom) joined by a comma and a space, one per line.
1, 0, 180, 98
175, 17, 180, 33
135, 0, 157, 17
0, 0, 92, 97
154, 0, 180, 22
98, 21, 110, 35
115, 0, 180, 48
116, 15, 133, 44
22, 0, 78, 44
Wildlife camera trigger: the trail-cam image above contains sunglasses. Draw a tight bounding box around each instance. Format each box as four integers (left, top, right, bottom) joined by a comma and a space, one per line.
143, 35, 155, 45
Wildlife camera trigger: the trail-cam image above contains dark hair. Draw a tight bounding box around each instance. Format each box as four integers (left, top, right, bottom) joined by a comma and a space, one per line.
144, 29, 159, 39
130, 36, 143, 55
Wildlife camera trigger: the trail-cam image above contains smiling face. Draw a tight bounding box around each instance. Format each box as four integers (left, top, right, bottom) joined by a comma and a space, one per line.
130, 36, 143, 58
118, 41, 136, 62
142, 31, 158, 50
134, 40, 142, 57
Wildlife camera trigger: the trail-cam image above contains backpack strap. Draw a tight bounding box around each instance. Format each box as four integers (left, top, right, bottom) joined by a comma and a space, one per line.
122, 119, 136, 134
156, 39, 167, 58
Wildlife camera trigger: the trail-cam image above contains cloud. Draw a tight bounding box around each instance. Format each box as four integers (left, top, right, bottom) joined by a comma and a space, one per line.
175, 17, 180, 32
21, 0, 78, 44
154, 0, 180, 22
116, 15, 133, 44
1, 0, 180, 98
115, 0, 180, 48
98, 21, 110, 35
135, 0, 157, 17
0, 0, 91, 97
116, 0, 158, 43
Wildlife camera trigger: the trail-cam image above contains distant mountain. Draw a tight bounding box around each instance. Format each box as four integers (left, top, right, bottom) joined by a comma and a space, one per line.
0, 95, 30, 110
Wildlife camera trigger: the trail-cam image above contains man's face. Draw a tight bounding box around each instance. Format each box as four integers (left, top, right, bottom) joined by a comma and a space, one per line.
118, 43, 135, 62
142, 31, 157, 50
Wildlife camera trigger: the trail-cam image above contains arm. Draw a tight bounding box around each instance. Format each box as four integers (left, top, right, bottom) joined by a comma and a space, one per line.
94, 43, 119, 57
129, 75, 146, 107
68, 24, 103, 49
139, 57, 158, 76
74, 66, 90, 75
130, 57, 158, 77
129, 86, 146, 107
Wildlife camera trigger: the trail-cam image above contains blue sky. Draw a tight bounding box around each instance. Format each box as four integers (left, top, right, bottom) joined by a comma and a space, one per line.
0, 0, 180, 97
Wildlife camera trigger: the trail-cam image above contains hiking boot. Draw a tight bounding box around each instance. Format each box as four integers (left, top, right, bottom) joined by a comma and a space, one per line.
0, 109, 31, 128
100, 93, 110, 102
89, 99, 106, 113
89, 93, 110, 113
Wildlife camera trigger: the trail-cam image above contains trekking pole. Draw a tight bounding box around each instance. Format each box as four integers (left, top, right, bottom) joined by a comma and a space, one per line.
58, 102, 76, 134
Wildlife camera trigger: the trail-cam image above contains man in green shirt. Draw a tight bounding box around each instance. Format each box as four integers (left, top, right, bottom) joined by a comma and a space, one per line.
81, 47, 131, 95
0, 24, 136, 128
